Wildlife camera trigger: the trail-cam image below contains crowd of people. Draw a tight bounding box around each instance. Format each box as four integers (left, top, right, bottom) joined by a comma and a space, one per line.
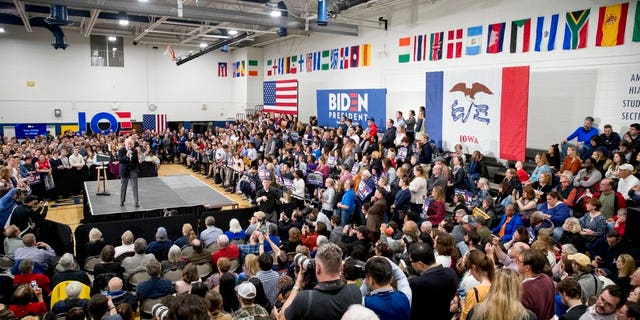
0, 111, 640, 320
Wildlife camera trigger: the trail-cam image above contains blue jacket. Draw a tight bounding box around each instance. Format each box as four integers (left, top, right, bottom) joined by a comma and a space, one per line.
136, 277, 173, 301
492, 213, 524, 242
539, 202, 570, 226
394, 188, 411, 211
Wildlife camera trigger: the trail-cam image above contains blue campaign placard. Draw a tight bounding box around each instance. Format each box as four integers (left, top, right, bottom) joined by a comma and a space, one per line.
15, 123, 46, 139
316, 88, 386, 132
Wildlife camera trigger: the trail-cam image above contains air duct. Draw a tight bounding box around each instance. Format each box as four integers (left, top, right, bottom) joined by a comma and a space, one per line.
0, 14, 68, 49
317, 0, 328, 26
276, 1, 287, 37
328, 0, 372, 16
45, 5, 71, 25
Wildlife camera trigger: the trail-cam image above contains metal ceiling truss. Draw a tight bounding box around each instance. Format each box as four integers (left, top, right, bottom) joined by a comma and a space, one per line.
21, 0, 359, 36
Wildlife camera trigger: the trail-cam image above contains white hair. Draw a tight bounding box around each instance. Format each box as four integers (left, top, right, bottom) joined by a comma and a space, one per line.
89, 228, 102, 242
217, 234, 230, 248
65, 281, 82, 298
341, 305, 380, 320
229, 218, 242, 233
316, 235, 329, 247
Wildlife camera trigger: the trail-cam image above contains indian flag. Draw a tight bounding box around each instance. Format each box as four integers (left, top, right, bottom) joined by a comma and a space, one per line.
398, 37, 411, 63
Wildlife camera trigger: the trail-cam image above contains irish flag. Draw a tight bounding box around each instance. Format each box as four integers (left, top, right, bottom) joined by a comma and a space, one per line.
425, 66, 530, 161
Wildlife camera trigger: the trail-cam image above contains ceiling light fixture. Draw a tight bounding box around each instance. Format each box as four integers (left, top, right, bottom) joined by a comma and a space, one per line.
200, 42, 207, 48
228, 29, 238, 35
118, 11, 129, 26
108, 36, 117, 41
0, 27, 5, 33
270, 10, 281, 17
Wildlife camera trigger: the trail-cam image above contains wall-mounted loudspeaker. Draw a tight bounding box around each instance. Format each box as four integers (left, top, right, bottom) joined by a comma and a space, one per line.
54, 109, 62, 117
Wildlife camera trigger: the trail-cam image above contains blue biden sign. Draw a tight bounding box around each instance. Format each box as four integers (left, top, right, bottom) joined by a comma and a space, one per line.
316, 88, 386, 131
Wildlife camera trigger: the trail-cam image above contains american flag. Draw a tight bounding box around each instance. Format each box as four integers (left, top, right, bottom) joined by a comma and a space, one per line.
263, 80, 298, 115
142, 114, 167, 133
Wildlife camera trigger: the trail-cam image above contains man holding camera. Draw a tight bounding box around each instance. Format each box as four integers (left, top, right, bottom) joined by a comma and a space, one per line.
278, 243, 361, 320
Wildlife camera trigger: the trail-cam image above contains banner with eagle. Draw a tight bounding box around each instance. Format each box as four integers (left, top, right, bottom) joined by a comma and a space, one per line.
425, 66, 530, 161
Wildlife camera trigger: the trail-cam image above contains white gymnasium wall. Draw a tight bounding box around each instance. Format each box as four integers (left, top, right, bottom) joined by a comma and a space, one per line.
263, 0, 640, 150
0, 0, 639, 151
0, 26, 242, 123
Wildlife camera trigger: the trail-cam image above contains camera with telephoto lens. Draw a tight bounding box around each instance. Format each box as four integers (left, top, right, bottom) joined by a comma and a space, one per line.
293, 253, 315, 274
151, 304, 169, 320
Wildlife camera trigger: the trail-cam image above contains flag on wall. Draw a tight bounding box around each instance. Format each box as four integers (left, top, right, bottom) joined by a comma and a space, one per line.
430, 32, 444, 61
321, 50, 330, 70
313, 52, 322, 71
350, 45, 360, 67
487, 22, 506, 53
247, 60, 258, 77
595, 2, 629, 47
290, 56, 297, 74
510, 18, 531, 53
284, 57, 290, 74
563, 9, 590, 50
634, 2, 640, 42
306, 53, 313, 72
142, 114, 167, 133
340, 47, 350, 69
535, 14, 559, 51
266, 59, 273, 76
466, 26, 483, 55
163, 46, 176, 61
446, 29, 463, 59
424, 66, 529, 161
218, 62, 227, 77
360, 44, 371, 67
413, 35, 427, 61
263, 79, 298, 115
233, 61, 245, 77
297, 55, 305, 73
340, 47, 351, 69
399, 37, 411, 62
330, 49, 339, 70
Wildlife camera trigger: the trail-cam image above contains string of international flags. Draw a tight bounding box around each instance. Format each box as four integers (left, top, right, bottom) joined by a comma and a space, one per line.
211, 1, 640, 76
399, 2, 640, 63
215, 44, 372, 78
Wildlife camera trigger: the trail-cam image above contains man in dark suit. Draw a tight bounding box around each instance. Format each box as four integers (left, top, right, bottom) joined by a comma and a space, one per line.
118, 138, 139, 207
408, 242, 458, 320
558, 278, 587, 320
